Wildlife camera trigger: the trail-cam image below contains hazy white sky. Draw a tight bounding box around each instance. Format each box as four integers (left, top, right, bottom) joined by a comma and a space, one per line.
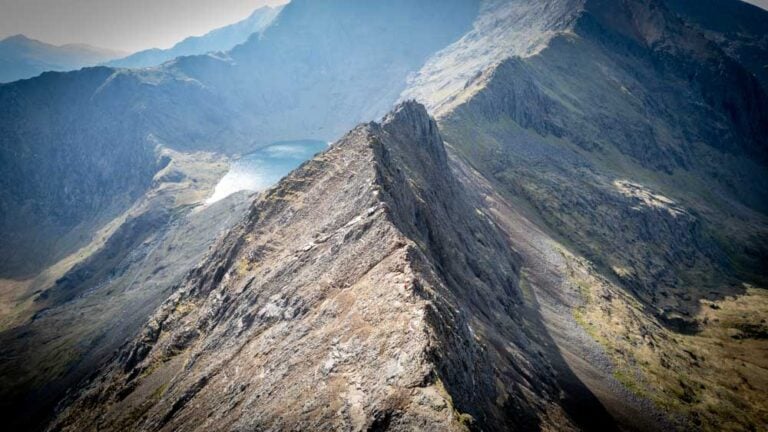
0, 0, 288, 53
743, 0, 768, 9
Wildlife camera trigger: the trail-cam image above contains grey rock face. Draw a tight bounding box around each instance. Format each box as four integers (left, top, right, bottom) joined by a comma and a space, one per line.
49, 102, 616, 432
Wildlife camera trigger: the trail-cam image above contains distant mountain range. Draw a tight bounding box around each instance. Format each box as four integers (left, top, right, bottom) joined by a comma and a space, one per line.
0, 35, 125, 83
105, 5, 283, 69
0, 5, 283, 83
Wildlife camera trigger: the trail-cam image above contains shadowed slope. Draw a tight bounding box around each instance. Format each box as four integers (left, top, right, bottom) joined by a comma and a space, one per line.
407, 0, 768, 428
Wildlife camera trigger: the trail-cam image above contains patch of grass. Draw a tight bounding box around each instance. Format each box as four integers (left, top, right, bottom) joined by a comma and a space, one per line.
612, 368, 647, 398
150, 382, 169, 401
235, 258, 251, 276
457, 412, 475, 428
518, 274, 535, 306
575, 280, 591, 301
174, 301, 197, 316
433, 377, 476, 431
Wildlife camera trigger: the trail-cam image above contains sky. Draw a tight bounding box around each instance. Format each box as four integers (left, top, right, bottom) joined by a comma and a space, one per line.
744, 0, 768, 9
1, 0, 766, 53
0, 0, 288, 53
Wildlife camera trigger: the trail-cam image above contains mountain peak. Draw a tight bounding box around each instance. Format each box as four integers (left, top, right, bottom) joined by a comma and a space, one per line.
383, 100, 432, 127
3, 34, 31, 41
247, 4, 277, 16
1, 34, 40, 46
380, 101, 448, 168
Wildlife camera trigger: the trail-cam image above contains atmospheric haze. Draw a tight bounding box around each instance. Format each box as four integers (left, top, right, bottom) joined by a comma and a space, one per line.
0, 0, 288, 52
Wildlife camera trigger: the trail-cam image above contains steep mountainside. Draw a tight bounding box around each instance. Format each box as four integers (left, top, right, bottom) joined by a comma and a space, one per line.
404, 0, 768, 428
50, 102, 619, 432
407, 0, 768, 323
665, 0, 768, 91
106, 6, 283, 69
0, 67, 233, 278
0, 35, 125, 83
0, 148, 252, 431
402, 0, 583, 115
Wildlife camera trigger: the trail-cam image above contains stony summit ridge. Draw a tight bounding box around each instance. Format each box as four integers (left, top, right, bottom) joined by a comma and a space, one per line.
49, 102, 609, 431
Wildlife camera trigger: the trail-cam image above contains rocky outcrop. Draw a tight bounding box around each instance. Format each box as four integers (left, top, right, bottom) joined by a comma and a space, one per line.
48, 102, 616, 432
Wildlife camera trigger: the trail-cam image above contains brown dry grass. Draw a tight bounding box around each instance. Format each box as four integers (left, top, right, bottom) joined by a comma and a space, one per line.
569, 251, 768, 431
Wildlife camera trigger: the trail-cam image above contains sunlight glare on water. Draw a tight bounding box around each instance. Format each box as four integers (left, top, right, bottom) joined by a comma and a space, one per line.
206, 140, 329, 204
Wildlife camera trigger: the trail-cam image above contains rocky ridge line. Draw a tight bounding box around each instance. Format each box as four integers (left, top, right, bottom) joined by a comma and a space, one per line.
49, 102, 614, 431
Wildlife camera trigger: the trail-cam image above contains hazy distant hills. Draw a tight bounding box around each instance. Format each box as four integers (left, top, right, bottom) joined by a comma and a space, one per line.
0, 34, 125, 83
0, 5, 282, 83
106, 5, 283, 69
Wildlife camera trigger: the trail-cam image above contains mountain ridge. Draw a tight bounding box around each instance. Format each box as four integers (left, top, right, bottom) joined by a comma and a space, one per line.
48, 102, 618, 432
105, 5, 283, 69
0, 34, 126, 83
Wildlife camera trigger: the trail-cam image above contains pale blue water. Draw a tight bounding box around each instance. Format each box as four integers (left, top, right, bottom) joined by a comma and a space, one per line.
207, 140, 329, 204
